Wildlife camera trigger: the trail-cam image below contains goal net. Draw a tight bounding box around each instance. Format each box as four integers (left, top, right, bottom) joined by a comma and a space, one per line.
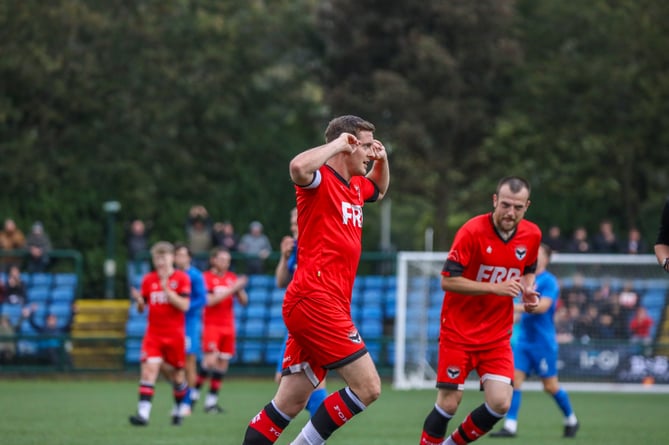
393, 251, 669, 390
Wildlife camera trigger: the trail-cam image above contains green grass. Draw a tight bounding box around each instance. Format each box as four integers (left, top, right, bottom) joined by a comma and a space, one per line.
1, 377, 667, 445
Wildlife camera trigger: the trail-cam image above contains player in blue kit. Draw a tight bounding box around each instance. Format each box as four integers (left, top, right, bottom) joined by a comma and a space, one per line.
491, 243, 579, 438
173, 243, 207, 416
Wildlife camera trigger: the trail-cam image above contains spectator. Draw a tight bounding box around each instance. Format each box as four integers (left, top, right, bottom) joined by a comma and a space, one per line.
555, 306, 575, 344
565, 226, 591, 253
629, 306, 654, 345
573, 304, 599, 343
20, 303, 75, 367
212, 221, 239, 253
0, 218, 26, 267
592, 219, 620, 253
186, 205, 213, 270
25, 221, 52, 273
0, 314, 18, 363
126, 219, 151, 262
237, 221, 272, 274
560, 273, 591, 309
621, 227, 647, 254
543, 225, 566, 252
3, 265, 26, 305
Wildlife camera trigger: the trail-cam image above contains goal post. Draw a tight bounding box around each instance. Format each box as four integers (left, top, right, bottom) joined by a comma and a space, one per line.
393, 251, 669, 390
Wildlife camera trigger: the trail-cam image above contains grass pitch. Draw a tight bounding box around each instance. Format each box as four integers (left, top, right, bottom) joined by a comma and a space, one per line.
0, 377, 667, 445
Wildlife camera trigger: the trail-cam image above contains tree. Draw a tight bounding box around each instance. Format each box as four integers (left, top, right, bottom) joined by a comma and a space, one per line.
316, 0, 520, 249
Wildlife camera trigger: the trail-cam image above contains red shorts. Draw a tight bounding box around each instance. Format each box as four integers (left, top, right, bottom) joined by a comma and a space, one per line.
141, 333, 185, 368
282, 296, 367, 386
202, 325, 235, 358
436, 341, 514, 390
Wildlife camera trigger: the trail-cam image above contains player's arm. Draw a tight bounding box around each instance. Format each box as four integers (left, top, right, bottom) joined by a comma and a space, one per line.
236, 288, 249, 307
207, 275, 249, 306
161, 278, 189, 312
365, 139, 390, 200
275, 236, 295, 288
130, 287, 145, 313
441, 275, 524, 297
520, 272, 540, 312
289, 133, 357, 185
654, 199, 669, 272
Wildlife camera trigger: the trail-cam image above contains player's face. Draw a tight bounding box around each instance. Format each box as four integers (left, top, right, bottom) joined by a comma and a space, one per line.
212, 251, 231, 272
350, 130, 374, 176
174, 248, 190, 269
492, 184, 530, 232
152, 252, 173, 272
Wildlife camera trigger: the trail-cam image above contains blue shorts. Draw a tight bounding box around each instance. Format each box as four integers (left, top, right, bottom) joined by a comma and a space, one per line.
512, 342, 558, 378
185, 317, 202, 359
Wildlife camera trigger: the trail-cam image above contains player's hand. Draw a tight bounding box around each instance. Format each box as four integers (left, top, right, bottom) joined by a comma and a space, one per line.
494, 277, 524, 297
371, 139, 387, 161
522, 288, 540, 313
338, 132, 359, 153
130, 287, 142, 303
280, 236, 295, 258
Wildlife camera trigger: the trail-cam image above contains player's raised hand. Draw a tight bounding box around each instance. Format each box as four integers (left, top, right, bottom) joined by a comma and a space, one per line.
370, 139, 387, 161
280, 235, 295, 258
338, 132, 359, 153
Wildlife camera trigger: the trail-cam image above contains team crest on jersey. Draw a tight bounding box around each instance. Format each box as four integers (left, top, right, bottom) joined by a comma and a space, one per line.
348, 330, 362, 344
515, 246, 527, 260
170, 280, 178, 289
447, 366, 460, 379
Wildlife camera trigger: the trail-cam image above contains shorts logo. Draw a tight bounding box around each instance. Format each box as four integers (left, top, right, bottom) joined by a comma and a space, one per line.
515, 246, 527, 260
348, 330, 362, 344
447, 366, 460, 379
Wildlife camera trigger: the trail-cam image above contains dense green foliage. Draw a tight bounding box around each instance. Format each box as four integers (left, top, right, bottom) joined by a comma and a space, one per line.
1, 0, 668, 295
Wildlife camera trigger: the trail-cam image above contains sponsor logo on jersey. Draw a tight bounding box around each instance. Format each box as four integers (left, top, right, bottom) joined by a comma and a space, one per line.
341, 202, 363, 228
447, 366, 460, 379
475, 265, 521, 283
348, 330, 362, 344
515, 246, 527, 260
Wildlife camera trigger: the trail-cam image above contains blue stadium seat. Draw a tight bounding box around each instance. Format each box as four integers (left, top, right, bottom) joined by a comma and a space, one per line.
53, 273, 78, 288
27, 286, 51, 304
247, 288, 269, 305
30, 273, 53, 288
242, 340, 263, 363
642, 291, 666, 309
248, 274, 274, 290
126, 319, 147, 337
1, 304, 23, 325
48, 303, 72, 327
362, 289, 384, 307
267, 318, 286, 338
51, 288, 75, 303
363, 275, 385, 290
360, 319, 383, 338
268, 304, 283, 320
244, 319, 266, 338
366, 341, 382, 362
270, 288, 285, 304
245, 302, 267, 320
265, 340, 284, 364
384, 292, 397, 318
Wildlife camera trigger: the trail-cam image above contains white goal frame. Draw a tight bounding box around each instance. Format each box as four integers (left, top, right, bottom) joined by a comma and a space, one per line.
393, 251, 669, 392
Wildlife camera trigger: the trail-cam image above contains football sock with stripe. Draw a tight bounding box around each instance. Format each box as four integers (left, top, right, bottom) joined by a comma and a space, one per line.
292, 387, 365, 445
420, 403, 453, 445
137, 381, 155, 420
242, 400, 292, 445
445, 403, 504, 445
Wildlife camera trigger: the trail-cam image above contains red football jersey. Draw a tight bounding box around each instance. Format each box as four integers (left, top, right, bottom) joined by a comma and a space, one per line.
202, 270, 240, 330
440, 213, 541, 350
285, 165, 378, 311
141, 269, 190, 335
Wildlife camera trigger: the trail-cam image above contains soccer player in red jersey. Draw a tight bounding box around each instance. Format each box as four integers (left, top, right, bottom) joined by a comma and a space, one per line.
418, 177, 542, 445
128, 241, 191, 427
191, 247, 248, 413
241, 115, 390, 445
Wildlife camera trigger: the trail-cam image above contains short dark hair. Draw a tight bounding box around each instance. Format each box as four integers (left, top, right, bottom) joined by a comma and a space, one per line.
324, 115, 375, 143
496, 176, 531, 195
173, 242, 191, 257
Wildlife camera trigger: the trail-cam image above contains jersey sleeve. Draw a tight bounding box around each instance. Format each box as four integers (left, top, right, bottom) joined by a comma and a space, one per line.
442, 225, 473, 277
359, 176, 380, 203
178, 273, 191, 298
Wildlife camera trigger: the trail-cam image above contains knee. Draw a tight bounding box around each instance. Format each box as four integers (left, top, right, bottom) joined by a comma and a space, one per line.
351, 376, 381, 406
